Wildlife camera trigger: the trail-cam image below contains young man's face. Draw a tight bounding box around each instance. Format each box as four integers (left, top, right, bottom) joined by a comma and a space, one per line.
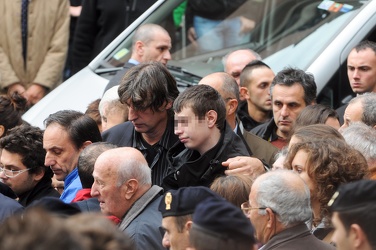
161, 216, 191, 250
331, 212, 353, 250
141, 31, 172, 65
347, 48, 376, 94
243, 67, 274, 113
43, 124, 81, 181
0, 150, 38, 196
272, 84, 307, 138
174, 107, 214, 155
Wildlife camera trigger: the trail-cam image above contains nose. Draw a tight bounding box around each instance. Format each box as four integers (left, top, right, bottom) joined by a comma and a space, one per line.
164, 50, 171, 61
280, 105, 289, 118
162, 232, 170, 248
0, 169, 7, 179
91, 182, 99, 197
174, 121, 183, 135
44, 152, 56, 167
128, 106, 138, 121
352, 69, 360, 79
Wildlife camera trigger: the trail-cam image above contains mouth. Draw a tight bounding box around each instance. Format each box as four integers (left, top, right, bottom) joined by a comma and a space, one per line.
278, 120, 291, 126
179, 137, 189, 143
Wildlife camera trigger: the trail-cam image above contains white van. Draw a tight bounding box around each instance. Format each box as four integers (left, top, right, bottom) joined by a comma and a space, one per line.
23, 0, 376, 128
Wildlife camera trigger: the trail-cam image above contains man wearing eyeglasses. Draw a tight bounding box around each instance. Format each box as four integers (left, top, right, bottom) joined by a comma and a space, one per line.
0, 124, 60, 207
243, 170, 334, 250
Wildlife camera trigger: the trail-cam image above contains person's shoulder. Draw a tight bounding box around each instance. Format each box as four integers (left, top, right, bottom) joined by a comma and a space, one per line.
101, 121, 134, 144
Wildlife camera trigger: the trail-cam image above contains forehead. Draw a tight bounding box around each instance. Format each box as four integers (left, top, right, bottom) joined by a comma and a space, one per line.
43, 124, 73, 147
1, 150, 24, 166
148, 32, 171, 45
348, 48, 376, 65
248, 67, 275, 80
272, 83, 305, 102
175, 106, 196, 117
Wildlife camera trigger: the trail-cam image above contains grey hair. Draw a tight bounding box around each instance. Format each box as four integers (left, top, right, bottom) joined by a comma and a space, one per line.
341, 122, 376, 164
116, 158, 151, 187
349, 93, 376, 127
99, 86, 120, 116
256, 170, 312, 227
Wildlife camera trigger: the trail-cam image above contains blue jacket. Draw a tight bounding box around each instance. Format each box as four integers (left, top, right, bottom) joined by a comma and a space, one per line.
60, 168, 82, 203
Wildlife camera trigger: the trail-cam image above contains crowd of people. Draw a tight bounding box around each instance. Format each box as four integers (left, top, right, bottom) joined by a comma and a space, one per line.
0, 2, 376, 249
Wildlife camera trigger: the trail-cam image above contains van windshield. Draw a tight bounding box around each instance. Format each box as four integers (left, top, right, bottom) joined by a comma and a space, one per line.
102, 0, 369, 78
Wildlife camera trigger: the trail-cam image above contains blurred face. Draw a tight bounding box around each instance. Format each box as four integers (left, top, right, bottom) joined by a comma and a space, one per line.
161, 216, 190, 250
101, 103, 128, 132
225, 51, 257, 86
331, 212, 352, 250
174, 107, 213, 155
291, 150, 315, 198
272, 84, 307, 138
347, 48, 376, 94
43, 124, 81, 181
243, 67, 274, 112
127, 103, 170, 138
0, 150, 38, 196
141, 31, 172, 65
340, 101, 363, 131
91, 161, 128, 219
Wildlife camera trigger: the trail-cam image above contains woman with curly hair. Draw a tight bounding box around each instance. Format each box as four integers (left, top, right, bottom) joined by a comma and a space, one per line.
285, 138, 369, 243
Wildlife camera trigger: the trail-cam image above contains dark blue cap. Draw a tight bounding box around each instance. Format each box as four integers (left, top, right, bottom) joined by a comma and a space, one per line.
192, 197, 256, 243
329, 180, 376, 211
158, 186, 220, 217
28, 197, 81, 217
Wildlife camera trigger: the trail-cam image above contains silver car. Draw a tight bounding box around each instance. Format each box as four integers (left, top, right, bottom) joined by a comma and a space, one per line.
23, 0, 376, 128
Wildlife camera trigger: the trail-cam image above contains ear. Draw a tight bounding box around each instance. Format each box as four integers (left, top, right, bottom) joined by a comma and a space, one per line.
226, 98, 238, 116
265, 208, 276, 229
123, 179, 138, 200
135, 41, 145, 56
240, 87, 249, 100
33, 168, 45, 182
350, 224, 368, 249
206, 110, 218, 128
185, 220, 193, 232
80, 141, 92, 151
0, 125, 4, 137
165, 101, 173, 111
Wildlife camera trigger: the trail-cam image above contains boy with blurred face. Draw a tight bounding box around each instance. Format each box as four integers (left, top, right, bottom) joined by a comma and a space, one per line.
163, 84, 249, 189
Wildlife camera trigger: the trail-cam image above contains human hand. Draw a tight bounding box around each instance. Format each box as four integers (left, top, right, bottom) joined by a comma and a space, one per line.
239, 16, 256, 34
188, 27, 198, 46
25, 84, 47, 106
7, 83, 26, 97
222, 156, 265, 179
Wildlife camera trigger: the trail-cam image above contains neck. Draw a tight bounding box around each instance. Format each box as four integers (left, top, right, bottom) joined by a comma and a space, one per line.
247, 102, 271, 123
142, 118, 168, 145
198, 128, 221, 155
276, 129, 289, 139
227, 114, 236, 130
312, 199, 321, 227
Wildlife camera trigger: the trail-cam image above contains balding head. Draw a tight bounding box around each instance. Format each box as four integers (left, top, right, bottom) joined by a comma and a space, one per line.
223, 49, 261, 86
199, 72, 240, 129
91, 147, 151, 218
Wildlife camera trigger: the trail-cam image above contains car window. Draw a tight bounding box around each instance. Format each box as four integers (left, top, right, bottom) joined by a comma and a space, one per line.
99, 0, 368, 76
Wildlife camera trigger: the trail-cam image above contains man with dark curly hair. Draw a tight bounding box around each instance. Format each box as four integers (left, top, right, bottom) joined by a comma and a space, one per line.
0, 124, 60, 206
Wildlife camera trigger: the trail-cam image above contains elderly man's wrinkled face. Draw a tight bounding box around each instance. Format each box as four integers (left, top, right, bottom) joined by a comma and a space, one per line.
91, 160, 128, 219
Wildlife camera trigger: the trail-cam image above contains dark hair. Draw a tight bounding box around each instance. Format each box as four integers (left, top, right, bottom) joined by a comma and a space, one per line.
292, 124, 344, 143
175, 214, 192, 233
174, 84, 226, 131
240, 60, 271, 88
353, 40, 376, 54
338, 206, 376, 248
294, 104, 339, 129
85, 99, 102, 129
271, 67, 317, 105
118, 62, 179, 116
0, 124, 52, 178
77, 142, 117, 188
0, 93, 27, 136
44, 110, 102, 150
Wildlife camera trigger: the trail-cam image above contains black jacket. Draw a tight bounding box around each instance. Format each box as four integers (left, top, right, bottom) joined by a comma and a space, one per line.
18, 175, 60, 207
102, 119, 179, 186
71, 0, 156, 73
163, 122, 250, 190
251, 117, 279, 142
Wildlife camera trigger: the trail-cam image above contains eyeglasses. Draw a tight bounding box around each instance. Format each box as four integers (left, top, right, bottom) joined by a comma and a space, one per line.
240, 202, 267, 215
0, 166, 36, 178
